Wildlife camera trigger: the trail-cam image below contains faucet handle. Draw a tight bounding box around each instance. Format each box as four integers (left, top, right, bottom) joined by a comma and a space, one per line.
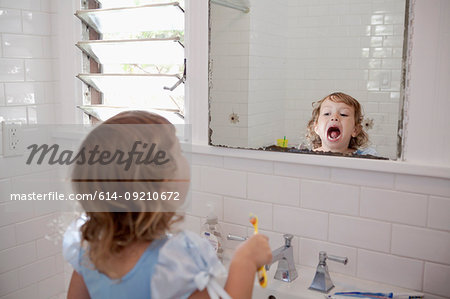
328, 254, 348, 265
319, 251, 348, 265
227, 234, 248, 241
283, 234, 293, 247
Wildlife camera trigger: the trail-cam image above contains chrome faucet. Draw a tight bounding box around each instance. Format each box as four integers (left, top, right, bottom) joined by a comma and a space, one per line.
309, 251, 348, 293
265, 234, 298, 282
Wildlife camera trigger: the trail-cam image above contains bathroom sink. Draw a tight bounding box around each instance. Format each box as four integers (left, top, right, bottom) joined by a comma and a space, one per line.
252, 287, 301, 299
220, 253, 422, 299
251, 265, 423, 299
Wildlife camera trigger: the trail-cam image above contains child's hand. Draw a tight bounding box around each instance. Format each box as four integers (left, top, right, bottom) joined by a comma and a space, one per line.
234, 234, 272, 270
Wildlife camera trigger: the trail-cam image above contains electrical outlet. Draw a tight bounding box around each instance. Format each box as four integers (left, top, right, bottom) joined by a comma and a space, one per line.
2, 122, 24, 157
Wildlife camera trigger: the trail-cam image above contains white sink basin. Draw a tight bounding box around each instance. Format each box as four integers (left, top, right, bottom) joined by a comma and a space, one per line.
219, 252, 422, 299
249, 265, 422, 299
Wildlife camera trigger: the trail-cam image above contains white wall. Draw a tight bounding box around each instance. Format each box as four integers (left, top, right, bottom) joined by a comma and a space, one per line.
0, 0, 448, 298
185, 153, 450, 298
209, 2, 251, 147
0, 1, 80, 298
404, 0, 450, 166
187, 0, 450, 298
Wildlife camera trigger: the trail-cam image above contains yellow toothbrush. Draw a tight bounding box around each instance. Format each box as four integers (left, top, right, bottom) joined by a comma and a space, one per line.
249, 213, 268, 288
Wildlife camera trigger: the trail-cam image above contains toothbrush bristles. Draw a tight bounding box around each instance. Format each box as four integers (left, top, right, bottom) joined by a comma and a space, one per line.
249, 214, 257, 225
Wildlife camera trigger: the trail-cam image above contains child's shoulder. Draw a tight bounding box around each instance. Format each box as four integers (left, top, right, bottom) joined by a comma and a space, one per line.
159, 230, 219, 264
152, 230, 229, 298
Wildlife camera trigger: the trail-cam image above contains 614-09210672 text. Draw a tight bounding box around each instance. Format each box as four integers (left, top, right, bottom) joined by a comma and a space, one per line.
10, 191, 180, 201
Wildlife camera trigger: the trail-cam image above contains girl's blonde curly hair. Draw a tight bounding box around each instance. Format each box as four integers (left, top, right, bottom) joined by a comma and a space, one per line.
306, 92, 369, 150
71, 111, 187, 273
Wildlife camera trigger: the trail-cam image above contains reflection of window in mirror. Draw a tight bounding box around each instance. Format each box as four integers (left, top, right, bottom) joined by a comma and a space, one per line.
208, 0, 409, 160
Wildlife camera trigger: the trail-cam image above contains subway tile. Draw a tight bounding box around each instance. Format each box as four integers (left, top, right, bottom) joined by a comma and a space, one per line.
40, 0, 52, 12
0, 84, 5, 106
42, 36, 53, 58
36, 237, 60, 259
0, 242, 36, 273
357, 249, 423, 290
273, 205, 328, 240
373, 25, 394, 36
428, 196, 450, 231
424, 262, 450, 297
18, 256, 56, 288
0, 59, 25, 82
25, 59, 53, 81
22, 11, 51, 35
224, 157, 273, 174
0, 202, 35, 227
331, 168, 394, 189
396, 174, 450, 197
299, 238, 357, 276
15, 215, 55, 244
5, 82, 44, 105
1, 282, 37, 299
301, 180, 359, 216
248, 173, 300, 206
0, 269, 19, 296
201, 167, 246, 198
0, 9, 22, 33
2, 34, 43, 58
27, 104, 55, 124
54, 253, 64, 272
38, 273, 65, 299
191, 153, 223, 167
223, 197, 272, 230
187, 191, 223, 220
0, 179, 11, 203
360, 187, 427, 226
274, 162, 330, 180
190, 165, 201, 191
43, 82, 55, 103
392, 225, 450, 264
0, 0, 40, 10
329, 215, 391, 252
0, 225, 16, 251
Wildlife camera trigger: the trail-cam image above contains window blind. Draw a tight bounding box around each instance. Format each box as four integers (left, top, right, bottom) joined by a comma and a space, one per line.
75, 0, 185, 124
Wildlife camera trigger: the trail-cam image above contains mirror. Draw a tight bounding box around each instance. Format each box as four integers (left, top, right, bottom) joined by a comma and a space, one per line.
208, 0, 409, 160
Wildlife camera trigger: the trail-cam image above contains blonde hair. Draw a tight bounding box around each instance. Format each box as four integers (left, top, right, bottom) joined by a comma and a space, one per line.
71, 111, 187, 271
306, 92, 369, 150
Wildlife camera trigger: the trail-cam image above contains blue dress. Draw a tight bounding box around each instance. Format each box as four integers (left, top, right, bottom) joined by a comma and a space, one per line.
354, 147, 377, 156
63, 216, 230, 299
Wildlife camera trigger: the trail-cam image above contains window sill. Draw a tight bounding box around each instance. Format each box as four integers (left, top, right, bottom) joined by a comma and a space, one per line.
185, 144, 450, 179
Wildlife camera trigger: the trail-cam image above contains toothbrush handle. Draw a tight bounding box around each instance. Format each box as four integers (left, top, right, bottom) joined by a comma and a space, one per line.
251, 222, 267, 288
257, 266, 267, 288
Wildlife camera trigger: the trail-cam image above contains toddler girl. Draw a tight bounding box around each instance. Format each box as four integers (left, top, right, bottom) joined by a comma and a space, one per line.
306, 92, 376, 155
63, 111, 272, 299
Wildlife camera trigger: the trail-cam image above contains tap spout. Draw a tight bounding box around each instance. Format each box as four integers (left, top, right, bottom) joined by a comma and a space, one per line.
264, 234, 298, 282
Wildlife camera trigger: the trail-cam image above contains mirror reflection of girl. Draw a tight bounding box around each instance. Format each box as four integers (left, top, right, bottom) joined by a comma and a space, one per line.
64, 111, 272, 299
306, 92, 376, 155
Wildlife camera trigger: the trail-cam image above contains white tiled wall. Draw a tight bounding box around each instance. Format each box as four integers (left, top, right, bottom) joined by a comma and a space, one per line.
0, 1, 65, 298
209, 2, 251, 147
185, 153, 450, 298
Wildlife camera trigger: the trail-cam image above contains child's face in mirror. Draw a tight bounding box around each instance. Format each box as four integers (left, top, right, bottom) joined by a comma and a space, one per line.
314, 99, 358, 153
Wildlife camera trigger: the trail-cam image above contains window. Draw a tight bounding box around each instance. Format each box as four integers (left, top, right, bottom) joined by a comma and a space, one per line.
75, 0, 185, 124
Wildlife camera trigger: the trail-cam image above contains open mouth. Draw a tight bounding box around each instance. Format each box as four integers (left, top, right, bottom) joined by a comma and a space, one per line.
327, 127, 341, 141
